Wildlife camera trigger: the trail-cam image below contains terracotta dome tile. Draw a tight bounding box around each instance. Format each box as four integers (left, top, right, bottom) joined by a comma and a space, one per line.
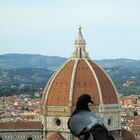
47, 60, 75, 106
89, 60, 118, 104
43, 58, 118, 107
73, 60, 100, 106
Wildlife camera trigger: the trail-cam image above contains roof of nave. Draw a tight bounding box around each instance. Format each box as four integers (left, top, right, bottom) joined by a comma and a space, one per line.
47, 132, 66, 140
0, 121, 42, 130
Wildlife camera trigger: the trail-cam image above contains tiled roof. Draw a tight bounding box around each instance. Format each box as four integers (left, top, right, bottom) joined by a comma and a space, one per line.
89, 60, 118, 104
47, 132, 66, 140
73, 60, 100, 106
0, 121, 42, 129
46, 60, 75, 106
111, 129, 136, 140
133, 116, 140, 125
122, 128, 136, 140
132, 115, 140, 132
43, 59, 118, 107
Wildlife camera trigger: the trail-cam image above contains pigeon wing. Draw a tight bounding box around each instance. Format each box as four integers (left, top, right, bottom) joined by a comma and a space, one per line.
68, 111, 102, 136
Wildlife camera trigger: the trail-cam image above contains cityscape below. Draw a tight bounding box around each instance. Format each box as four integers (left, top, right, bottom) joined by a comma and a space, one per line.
0, 28, 140, 140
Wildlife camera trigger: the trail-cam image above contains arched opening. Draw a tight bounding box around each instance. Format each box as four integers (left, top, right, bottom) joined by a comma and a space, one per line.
0, 137, 3, 140
56, 118, 61, 126
27, 137, 33, 140
134, 111, 138, 116
108, 118, 111, 126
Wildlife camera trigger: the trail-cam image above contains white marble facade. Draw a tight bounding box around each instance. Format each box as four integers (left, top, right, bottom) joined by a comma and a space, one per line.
0, 130, 43, 140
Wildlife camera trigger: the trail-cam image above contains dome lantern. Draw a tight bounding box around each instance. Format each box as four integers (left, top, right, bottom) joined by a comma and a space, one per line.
72, 27, 89, 59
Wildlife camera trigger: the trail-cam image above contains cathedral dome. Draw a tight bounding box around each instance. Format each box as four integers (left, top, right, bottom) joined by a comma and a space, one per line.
42, 27, 119, 110
42, 28, 121, 140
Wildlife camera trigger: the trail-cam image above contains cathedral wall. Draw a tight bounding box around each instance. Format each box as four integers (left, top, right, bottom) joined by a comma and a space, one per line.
0, 131, 43, 140
96, 104, 121, 130
45, 116, 69, 132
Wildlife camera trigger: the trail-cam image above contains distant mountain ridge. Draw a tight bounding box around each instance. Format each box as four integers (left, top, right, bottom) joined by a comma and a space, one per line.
0, 54, 67, 70
0, 54, 139, 70
96, 59, 140, 68
0, 54, 140, 96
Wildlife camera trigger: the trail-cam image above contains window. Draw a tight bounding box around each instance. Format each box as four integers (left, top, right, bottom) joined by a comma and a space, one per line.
108, 118, 111, 125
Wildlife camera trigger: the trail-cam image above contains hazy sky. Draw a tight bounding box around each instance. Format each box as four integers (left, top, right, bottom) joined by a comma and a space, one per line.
0, 0, 140, 59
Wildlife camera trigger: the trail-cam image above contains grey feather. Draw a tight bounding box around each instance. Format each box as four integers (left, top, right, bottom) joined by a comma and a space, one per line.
69, 111, 103, 136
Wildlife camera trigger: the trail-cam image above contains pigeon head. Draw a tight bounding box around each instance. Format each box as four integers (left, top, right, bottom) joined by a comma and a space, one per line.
75, 94, 94, 112
77, 94, 93, 104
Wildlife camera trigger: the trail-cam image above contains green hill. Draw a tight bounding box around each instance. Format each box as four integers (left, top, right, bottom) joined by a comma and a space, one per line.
0, 54, 140, 70
105, 66, 140, 95
0, 54, 67, 70
0, 68, 53, 97
0, 54, 140, 97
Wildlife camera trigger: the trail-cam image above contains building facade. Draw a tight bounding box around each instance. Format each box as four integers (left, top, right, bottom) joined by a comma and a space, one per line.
0, 122, 42, 140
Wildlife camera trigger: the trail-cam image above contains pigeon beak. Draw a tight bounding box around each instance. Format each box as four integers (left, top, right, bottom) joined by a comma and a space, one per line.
90, 100, 94, 104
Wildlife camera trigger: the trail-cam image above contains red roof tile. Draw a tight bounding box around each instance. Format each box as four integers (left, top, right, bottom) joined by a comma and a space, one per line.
0, 121, 42, 129
122, 129, 136, 140
47, 132, 66, 140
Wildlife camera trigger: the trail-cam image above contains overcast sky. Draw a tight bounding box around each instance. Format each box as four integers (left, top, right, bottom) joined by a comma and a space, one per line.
0, 0, 140, 59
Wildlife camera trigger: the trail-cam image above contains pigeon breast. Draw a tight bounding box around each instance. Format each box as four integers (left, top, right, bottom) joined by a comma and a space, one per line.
69, 111, 102, 136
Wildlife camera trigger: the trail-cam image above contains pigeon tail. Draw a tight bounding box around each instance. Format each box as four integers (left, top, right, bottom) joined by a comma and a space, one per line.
78, 124, 115, 140
90, 124, 115, 140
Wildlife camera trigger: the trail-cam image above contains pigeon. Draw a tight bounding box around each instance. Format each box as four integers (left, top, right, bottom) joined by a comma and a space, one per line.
68, 94, 115, 140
